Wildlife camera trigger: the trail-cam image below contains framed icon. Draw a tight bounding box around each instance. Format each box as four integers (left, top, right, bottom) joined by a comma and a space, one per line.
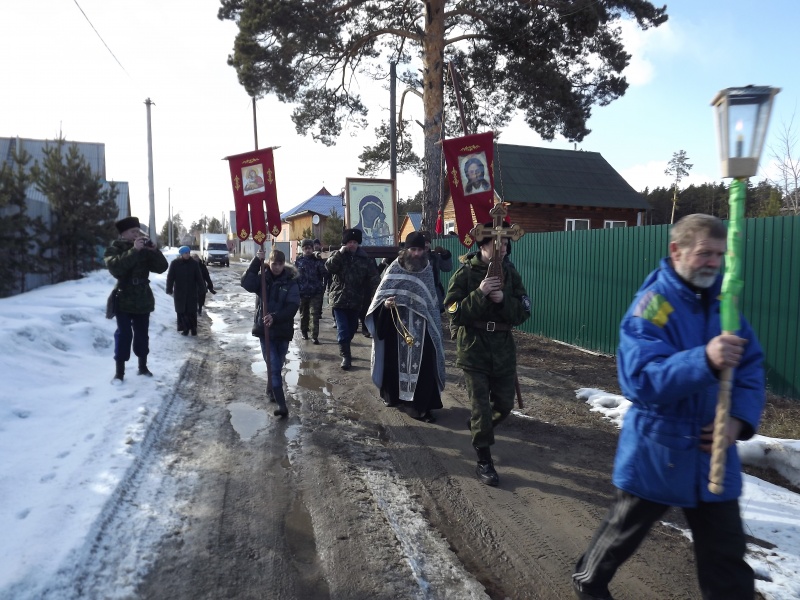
345, 178, 397, 247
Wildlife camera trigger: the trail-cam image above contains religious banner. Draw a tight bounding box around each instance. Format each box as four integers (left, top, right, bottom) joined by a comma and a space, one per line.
442, 131, 495, 246
224, 148, 281, 244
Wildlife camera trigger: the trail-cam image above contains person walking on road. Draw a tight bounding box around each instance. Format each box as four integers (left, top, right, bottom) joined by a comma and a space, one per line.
571, 214, 765, 600
166, 246, 206, 336
104, 216, 168, 381
194, 253, 216, 316
295, 239, 327, 344
325, 228, 380, 370
366, 232, 446, 422
241, 248, 300, 417
444, 224, 531, 486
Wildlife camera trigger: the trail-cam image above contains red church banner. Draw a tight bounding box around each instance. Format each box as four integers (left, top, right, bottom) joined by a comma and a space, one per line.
442, 131, 495, 247
224, 148, 281, 244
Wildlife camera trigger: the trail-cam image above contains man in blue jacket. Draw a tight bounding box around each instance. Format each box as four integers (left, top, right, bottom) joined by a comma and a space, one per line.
572, 214, 765, 600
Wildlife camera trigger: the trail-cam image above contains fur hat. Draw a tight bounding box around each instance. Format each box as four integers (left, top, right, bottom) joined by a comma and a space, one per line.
404, 231, 426, 249
417, 230, 432, 244
342, 228, 362, 245
178, 245, 191, 255
313, 238, 321, 245
477, 221, 512, 250
301, 238, 314, 248
115, 216, 140, 234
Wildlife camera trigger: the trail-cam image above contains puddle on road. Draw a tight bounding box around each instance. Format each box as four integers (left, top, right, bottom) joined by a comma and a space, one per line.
251, 342, 331, 399
208, 312, 229, 333
227, 402, 268, 441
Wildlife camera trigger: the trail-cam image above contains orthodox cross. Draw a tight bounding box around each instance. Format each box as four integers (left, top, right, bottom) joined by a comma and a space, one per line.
469, 203, 525, 278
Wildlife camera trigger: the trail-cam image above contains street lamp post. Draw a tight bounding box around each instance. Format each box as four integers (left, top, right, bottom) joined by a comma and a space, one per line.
708, 85, 779, 494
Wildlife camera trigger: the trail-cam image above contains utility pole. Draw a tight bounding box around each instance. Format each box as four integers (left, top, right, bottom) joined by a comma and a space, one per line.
390, 61, 397, 182
168, 187, 172, 247
145, 98, 158, 246
252, 97, 259, 151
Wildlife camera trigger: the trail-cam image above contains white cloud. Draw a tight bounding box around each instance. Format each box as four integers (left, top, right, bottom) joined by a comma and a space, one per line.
619, 19, 680, 87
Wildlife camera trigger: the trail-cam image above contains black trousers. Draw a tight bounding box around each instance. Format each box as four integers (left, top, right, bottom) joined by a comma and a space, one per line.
114, 311, 150, 362
573, 489, 753, 599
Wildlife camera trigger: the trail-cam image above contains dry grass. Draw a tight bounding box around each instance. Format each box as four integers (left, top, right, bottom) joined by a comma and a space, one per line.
757, 393, 800, 440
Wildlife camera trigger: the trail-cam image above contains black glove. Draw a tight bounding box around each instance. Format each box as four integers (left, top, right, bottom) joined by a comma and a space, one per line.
433, 246, 450, 256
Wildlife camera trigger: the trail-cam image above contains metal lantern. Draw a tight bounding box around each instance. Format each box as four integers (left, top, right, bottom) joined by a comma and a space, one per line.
711, 85, 780, 178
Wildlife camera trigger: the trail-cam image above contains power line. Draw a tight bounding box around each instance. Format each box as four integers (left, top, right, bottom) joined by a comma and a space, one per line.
72, 0, 128, 75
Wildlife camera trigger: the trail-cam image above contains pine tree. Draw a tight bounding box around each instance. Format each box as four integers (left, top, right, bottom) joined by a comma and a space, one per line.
219, 0, 668, 230
160, 213, 186, 247
665, 150, 693, 224
32, 138, 119, 283
0, 149, 46, 296
322, 208, 344, 248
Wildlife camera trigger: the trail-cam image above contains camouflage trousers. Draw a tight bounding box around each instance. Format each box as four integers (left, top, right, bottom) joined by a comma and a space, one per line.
299, 293, 324, 339
464, 368, 516, 448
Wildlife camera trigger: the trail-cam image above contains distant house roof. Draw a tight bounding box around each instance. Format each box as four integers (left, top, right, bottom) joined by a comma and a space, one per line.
495, 144, 647, 210
404, 212, 422, 231
2, 136, 130, 219
1, 136, 106, 179
281, 187, 344, 221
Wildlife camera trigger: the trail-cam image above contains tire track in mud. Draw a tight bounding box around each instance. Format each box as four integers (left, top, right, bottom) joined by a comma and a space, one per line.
34, 360, 199, 600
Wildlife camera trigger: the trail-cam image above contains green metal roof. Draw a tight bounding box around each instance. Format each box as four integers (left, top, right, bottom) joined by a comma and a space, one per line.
495, 144, 648, 209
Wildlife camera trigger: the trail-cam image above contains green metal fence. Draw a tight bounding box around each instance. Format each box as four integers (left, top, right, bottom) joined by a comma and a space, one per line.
437, 215, 800, 400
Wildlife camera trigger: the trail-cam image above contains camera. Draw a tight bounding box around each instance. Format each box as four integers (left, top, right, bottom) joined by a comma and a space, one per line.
141, 238, 154, 248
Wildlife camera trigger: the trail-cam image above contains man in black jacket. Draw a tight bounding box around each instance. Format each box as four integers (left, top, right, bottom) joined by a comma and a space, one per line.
325, 229, 380, 369
241, 248, 300, 417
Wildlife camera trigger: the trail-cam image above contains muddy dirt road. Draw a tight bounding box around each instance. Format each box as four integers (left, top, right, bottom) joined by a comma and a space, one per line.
134, 262, 702, 599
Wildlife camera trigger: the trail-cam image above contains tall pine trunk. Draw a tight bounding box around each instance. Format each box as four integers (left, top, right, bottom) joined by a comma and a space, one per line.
421, 0, 445, 233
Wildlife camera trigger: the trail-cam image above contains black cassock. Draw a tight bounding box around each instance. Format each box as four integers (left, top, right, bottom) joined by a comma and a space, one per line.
373, 304, 443, 416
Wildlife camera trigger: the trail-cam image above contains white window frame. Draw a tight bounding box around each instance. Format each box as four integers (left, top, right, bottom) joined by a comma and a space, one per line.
565, 218, 590, 231
444, 220, 455, 235
603, 220, 627, 229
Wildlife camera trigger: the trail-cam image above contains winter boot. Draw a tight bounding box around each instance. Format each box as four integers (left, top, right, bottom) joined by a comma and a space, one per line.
138, 357, 153, 376
475, 446, 499, 487
266, 385, 276, 403
273, 386, 288, 417
339, 342, 352, 370
114, 360, 125, 382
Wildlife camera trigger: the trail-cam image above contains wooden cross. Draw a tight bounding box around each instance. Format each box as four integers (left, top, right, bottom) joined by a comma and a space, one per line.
469, 203, 525, 276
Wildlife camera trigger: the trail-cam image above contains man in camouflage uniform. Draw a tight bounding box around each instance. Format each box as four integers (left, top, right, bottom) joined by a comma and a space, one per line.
104, 216, 168, 381
295, 238, 327, 344
444, 224, 531, 486
325, 228, 379, 369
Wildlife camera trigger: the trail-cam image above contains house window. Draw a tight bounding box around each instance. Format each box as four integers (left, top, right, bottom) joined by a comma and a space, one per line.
565, 219, 590, 231
604, 220, 627, 228
444, 220, 455, 235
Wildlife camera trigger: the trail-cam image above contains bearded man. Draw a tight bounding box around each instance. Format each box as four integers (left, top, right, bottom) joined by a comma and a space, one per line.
366, 231, 446, 422
572, 213, 765, 600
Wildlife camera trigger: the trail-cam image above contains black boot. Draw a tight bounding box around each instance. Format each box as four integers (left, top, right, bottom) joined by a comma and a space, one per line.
138, 357, 153, 376
273, 386, 288, 417
475, 446, 499, 486
339, 342, 351, 370
114, 360, 125, 381
266, 385, 276, 403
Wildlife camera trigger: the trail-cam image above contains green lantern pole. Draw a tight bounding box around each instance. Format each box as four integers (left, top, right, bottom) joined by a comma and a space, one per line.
707, 85, 779, 494
708, 178, 745, 495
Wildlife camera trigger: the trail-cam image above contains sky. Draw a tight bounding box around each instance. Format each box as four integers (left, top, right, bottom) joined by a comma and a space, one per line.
3, 1, 799, 230
1, 258, 800, 598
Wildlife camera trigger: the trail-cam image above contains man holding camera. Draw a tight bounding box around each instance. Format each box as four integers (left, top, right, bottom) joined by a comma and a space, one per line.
104, 216, 168, 381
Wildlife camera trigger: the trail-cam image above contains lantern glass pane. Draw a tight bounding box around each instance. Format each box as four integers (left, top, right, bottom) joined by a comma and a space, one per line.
728, 102, 759, 159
